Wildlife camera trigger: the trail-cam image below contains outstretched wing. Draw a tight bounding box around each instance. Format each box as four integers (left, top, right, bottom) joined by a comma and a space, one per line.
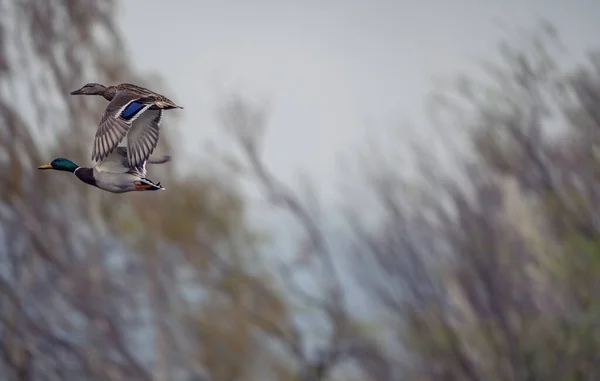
95, 146, 171, 176
91, 91, 152, 163
125, 108, 163, 169
95, 147, 131, 174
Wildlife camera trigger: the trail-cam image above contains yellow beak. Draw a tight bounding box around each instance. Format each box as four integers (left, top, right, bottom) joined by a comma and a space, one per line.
38, 163, 53, 170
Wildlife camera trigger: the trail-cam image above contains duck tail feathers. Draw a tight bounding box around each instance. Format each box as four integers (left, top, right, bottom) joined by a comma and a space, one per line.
136, 177, 166, 191
147, 154, 171, 165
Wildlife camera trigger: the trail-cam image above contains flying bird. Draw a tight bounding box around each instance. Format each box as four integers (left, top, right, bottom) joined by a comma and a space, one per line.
70, 82, 183, 169
38, 147, 170, 193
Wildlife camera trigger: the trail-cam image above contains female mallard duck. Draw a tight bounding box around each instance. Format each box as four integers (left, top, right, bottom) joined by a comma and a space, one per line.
70, 82, 183, 110
38, 147, 170, 193
70, 82, 183, 169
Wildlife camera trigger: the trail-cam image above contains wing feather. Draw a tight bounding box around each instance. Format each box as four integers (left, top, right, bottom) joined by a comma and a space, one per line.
94, 147, 130, 174
125, 108, 163, 169
91, 91, 151, 163
95, 146, 171, 177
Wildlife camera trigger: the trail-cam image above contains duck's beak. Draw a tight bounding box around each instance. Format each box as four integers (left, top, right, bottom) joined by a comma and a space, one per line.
69, 88, 83, 95
38, 163, 53, 170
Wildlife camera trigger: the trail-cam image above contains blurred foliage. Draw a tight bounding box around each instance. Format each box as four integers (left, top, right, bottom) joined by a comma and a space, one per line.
351, 21, 600, 381
0, 2, 377, 381
0, 1, 288, 380
2, 2, 600, 381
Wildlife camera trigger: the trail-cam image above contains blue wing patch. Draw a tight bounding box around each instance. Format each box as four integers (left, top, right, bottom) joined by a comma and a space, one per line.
121, 101, 147, 120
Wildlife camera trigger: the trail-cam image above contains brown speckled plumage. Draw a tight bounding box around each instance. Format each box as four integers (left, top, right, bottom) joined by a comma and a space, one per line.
69, 82, 182, 168
71, 82, 184, 110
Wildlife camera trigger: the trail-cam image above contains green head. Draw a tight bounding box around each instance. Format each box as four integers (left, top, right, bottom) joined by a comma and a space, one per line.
38, 158, 79, 173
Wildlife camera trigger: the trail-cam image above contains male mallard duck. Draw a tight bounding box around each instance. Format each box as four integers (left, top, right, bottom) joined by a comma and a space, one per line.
70, 82, 183, 169
38, 147, 170, 193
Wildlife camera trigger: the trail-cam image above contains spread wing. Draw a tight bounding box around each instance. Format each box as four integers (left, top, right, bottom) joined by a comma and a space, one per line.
125, 108, 163, 169
95, 146, 171, 176
95, 147, 146, 177
95, 147, 131, 173
92, 91, 152, 163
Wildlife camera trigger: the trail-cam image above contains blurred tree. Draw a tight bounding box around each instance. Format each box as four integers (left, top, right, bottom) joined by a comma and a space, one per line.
0, 1, 158, 379
348, 21, 600, 381
0, 1, 251, 380
193, 95, 390, 381
7, 2, 600, 381
0, 2, 383, 381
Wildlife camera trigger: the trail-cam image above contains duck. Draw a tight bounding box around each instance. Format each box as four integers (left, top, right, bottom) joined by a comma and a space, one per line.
38, 146, 170, 193
70, 82, 184, 110
70, 82, 183, 169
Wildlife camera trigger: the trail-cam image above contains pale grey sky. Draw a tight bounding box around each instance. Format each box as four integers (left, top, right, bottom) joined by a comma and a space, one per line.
119, 0, 599, 196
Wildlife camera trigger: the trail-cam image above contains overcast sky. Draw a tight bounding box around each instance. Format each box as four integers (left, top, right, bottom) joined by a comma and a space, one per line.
119, 1, 599, 197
